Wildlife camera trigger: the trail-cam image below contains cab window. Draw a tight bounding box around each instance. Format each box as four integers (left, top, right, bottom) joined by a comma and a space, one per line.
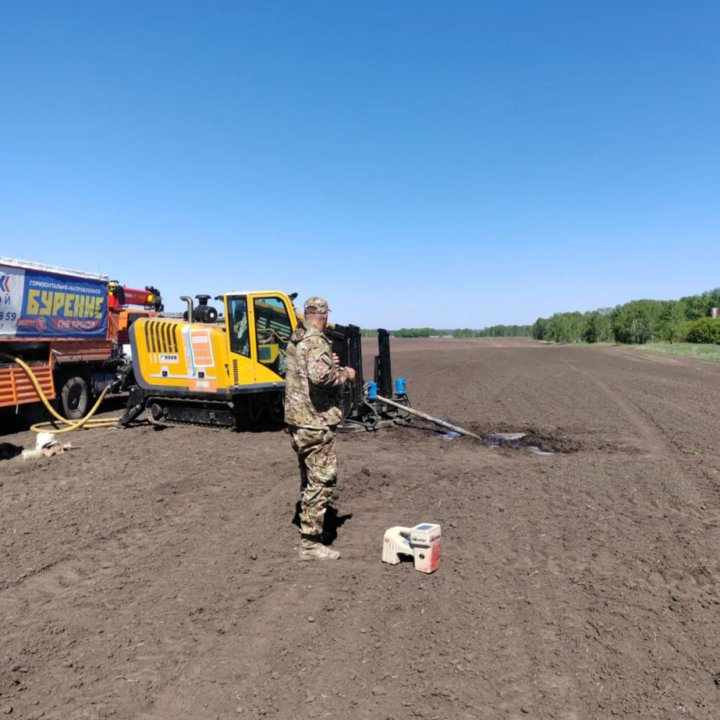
253, 296, 292, 376
228, 296, 250, 357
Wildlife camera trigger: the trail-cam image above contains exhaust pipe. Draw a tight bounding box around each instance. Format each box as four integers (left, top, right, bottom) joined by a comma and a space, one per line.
181, 295, 194, 322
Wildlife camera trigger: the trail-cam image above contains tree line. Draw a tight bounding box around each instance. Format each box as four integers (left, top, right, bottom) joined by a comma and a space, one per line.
359, 288, 720, 344
532, 289, 720, 345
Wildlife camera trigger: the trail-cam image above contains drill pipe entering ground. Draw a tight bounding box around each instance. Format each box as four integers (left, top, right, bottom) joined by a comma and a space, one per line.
375, 394, 483, 441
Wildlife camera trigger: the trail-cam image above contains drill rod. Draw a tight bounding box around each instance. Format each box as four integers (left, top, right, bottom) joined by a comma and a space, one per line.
375, 394, 482, 441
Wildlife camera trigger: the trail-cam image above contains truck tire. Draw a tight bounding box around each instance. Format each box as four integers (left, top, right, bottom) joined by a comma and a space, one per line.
60, 375, 90, 420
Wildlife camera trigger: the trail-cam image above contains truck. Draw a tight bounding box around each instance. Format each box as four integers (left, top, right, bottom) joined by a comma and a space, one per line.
0, 257, 162, 419
118, 291, 404, 430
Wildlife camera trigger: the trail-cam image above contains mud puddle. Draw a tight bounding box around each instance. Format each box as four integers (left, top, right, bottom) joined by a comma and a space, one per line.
432, 429, 579, 456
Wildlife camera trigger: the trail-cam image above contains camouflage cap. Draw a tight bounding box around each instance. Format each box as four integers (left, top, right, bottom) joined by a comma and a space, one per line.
304, 296, 331, 314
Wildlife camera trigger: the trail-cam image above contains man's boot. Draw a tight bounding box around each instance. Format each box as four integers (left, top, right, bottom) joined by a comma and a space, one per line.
299, 539, 340, 561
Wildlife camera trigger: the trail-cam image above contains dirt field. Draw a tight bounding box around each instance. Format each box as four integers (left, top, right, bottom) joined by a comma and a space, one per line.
2, 337, 720, 720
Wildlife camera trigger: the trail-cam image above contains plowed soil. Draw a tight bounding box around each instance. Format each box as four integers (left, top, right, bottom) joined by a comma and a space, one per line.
2, 338, 720, 720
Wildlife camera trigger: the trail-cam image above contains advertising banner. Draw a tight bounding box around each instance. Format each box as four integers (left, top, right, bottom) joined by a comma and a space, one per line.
0, 264, 108, 339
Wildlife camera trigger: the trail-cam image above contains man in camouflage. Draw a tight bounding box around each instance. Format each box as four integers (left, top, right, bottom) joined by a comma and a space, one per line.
285, 296, 357, 561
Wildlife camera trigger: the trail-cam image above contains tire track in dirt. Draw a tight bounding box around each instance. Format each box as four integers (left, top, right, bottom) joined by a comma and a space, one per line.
467, 349, 720, 717
560, 356, 716, 517
0, 520, 148, 594
557, 356, 720, 609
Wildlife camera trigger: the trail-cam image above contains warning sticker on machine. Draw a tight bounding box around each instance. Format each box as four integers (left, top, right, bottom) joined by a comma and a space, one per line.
190, 379, 217, 392
189, 330, 214, 367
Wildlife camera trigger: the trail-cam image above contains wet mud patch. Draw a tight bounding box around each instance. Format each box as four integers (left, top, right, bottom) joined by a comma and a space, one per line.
465, 425, 585, 454
503, 428, 582, 454
391, 420, 641, 457
476, 426, 643, 455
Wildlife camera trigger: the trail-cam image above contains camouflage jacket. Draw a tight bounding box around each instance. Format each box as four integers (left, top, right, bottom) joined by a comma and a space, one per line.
284, 321, 350, 429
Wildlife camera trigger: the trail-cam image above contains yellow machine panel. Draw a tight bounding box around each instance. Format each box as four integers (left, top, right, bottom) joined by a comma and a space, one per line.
131, 318, 234, 395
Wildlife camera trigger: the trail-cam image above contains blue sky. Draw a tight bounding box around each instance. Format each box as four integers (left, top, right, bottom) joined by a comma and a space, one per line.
2, 1, 718, 328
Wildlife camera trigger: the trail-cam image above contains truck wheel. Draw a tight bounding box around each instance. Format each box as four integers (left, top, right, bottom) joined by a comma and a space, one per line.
60, 376, 90, 420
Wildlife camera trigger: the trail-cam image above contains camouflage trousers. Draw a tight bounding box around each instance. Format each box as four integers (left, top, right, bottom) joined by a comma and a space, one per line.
289, 426, 338, 541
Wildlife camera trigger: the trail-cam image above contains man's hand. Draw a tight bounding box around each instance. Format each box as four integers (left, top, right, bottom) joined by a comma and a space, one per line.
330, 352, 355, 381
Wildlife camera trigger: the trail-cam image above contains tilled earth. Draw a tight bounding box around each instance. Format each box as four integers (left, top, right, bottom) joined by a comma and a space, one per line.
2, 338, 720, 720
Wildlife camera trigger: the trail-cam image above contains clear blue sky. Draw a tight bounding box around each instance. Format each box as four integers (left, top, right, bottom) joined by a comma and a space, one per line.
2, 1, 718, 328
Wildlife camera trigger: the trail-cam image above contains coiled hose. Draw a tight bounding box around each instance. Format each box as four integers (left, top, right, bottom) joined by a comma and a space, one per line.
0, 351, 120, 433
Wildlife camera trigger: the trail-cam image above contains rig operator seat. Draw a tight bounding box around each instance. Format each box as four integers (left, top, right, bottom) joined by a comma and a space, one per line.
255, 311, 290, 378
232, 307, 250, 358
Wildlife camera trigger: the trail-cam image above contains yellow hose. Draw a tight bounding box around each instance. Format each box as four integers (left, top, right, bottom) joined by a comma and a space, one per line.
0, 351, 121, 433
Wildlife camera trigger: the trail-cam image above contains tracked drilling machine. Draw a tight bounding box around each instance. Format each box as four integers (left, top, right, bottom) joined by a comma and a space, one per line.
118, 290, 410, 430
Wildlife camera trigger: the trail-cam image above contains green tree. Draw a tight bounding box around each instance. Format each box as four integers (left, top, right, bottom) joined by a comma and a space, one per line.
612, 300, 664, 344
581, 314, 598, 343
679, 289, 720, 320
657, 301, 686, 342
546, 312, 584, 343
682, 317, 720, 344
532, 318, 548, 340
